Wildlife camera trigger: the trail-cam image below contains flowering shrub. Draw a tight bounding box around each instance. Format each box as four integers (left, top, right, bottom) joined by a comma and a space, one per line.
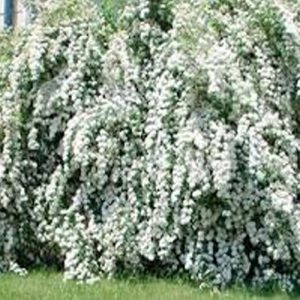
1, 0, 300, 290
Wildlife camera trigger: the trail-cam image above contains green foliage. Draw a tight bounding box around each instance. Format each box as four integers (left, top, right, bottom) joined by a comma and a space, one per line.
0, 271, 295, 300
100, 0, 129, 28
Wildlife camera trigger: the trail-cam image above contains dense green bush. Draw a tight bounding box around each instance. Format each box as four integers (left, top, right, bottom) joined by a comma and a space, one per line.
1, 0, 300, 291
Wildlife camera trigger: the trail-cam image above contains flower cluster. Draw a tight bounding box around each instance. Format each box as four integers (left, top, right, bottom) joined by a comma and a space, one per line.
1, 0, 300, 291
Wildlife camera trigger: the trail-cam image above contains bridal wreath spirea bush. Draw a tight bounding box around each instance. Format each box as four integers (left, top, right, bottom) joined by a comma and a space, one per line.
1, 0, 300, 290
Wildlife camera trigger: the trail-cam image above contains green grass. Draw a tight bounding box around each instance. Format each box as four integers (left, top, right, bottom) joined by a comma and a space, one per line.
0, 270, 299, 300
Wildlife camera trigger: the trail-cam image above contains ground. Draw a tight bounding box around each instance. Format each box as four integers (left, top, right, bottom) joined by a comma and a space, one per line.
0, 270, 298, 300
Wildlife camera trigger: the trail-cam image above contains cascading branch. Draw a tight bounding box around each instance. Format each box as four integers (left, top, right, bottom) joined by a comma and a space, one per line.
1, 0, 300, 290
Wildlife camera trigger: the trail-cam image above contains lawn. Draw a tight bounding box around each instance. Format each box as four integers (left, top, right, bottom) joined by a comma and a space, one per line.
0, 271, 298, 300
